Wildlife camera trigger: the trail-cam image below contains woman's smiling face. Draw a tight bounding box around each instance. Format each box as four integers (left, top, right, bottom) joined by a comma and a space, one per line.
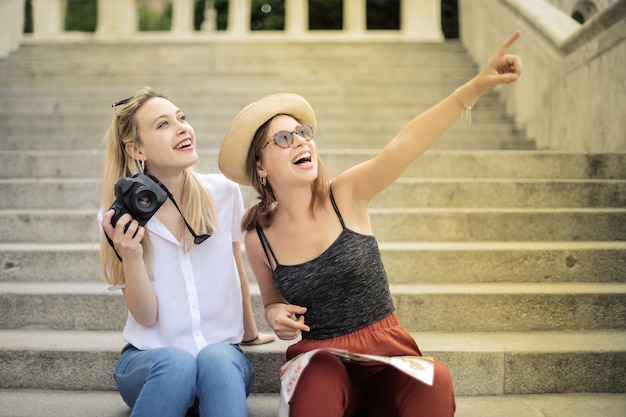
259, 114, 318, 187
133, 97, 198, 175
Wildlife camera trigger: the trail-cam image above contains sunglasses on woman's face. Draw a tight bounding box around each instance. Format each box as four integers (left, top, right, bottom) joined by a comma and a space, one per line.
263, 124, 314, 149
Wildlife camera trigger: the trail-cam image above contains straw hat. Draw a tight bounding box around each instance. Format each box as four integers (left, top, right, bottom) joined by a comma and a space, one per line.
218, 93, 316, 186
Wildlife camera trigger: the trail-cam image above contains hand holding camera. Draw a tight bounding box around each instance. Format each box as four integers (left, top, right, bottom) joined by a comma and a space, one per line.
108, 174, 168, 229
103, 174, 167, 262
103, 173, 210, 262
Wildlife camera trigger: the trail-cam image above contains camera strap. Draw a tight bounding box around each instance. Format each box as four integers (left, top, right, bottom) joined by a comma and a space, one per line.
147, 174, 212, 245
104, 175, 212, 263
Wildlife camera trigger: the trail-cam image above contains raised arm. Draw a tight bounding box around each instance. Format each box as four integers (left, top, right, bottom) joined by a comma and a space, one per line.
336, 30, 523, 204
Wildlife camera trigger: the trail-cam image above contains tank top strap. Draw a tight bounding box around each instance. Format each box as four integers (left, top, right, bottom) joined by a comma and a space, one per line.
255, 224, 280, 269
329, 186, 346, 230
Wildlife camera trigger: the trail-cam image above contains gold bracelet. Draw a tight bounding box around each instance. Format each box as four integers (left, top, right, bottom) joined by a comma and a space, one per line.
454, 88, 473, 124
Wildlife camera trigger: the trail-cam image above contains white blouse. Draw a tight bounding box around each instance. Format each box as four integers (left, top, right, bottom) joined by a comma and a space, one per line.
105, 173, 245, 356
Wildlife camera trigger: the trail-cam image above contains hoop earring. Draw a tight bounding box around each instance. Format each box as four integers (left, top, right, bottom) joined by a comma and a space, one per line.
139, 159, 145, 174
259, 176, 267, 186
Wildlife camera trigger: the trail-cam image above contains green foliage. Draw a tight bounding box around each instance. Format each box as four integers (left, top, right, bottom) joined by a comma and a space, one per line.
64, 0, 97, 32
309, 0, 343, 30
442, 0, 459, 39
139, 3, 173, 31
250, 0, 285, 30
572, 11, 585, 24
366, 0, 400, 30
23, 0, 33, 33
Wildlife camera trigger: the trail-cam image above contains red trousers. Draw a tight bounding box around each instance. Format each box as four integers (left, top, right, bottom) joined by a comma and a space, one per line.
285, 313, 455, 417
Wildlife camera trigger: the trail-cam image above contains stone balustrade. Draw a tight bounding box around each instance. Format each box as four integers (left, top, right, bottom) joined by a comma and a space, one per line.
17, 0, 444, 41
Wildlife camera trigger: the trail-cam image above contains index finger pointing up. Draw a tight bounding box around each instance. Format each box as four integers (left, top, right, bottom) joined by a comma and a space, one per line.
500, 30, 522, 53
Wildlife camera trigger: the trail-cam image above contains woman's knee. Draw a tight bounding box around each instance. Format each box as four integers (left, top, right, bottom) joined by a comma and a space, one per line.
197, 344, 254, 391
151, 346, 197, 377
114, 346, 198, 410
289, 352, 355, 416
433, 360, 455, 398
197, 343, 249, 372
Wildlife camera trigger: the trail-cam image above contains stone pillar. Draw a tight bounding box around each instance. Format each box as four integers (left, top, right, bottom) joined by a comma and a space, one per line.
344, 0, 366, 36
228, 0, 251, 36
402, 0, 444, 41
285, 0, 308, 36
96, 0, 137, 38
171, 0, 194, 34
0, 0, 22, 55
32, 0, 63, 38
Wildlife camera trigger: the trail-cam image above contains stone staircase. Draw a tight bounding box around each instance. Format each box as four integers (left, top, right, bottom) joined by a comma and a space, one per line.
0, 39, 625, 417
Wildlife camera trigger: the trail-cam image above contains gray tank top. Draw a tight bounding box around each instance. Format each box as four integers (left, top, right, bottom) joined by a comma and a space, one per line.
256, 189, 395, 339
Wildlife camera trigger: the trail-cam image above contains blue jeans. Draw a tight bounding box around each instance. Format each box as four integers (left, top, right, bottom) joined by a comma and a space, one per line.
114, 343, 254, 417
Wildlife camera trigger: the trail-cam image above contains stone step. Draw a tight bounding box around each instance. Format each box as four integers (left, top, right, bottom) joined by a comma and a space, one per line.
0, 329, 624, 395
0, 130, 533, 151
2, 208, 625, 244
2, 281, 625, 332
2, 150, 624, 179
0, 93, 512, 116
2, 47, 472, 68
0, 42, 473, 75
372, 178, 626, 208
0, 113, 519, 134
13, 38, 470, 54
1, 73, 478, 90
1, 178, 623, 210
1, 72, 479, 93
1, 390, 625, 417
0, 123, 525, 148
2, 241, 624, 284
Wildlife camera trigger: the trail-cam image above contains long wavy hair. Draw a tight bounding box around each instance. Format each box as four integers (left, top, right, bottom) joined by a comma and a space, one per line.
241, 115, 329, 231
100, 87, 217, 286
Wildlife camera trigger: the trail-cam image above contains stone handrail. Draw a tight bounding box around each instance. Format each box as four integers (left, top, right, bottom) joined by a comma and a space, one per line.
460, 0, 626, 152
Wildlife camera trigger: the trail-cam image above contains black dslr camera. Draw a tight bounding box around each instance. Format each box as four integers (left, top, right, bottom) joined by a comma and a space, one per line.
109, 174, 168, 228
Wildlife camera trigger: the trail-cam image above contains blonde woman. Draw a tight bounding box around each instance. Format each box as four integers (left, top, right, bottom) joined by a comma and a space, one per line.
99, 87, 272, 417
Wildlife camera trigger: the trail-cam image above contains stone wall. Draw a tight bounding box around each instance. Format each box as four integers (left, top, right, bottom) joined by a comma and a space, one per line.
460, 0, 626, 152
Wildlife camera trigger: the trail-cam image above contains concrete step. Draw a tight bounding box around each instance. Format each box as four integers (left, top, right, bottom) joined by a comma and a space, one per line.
0, 40, 531, 151
1, 69, 479, 91
0, 41, 473, 73
2, 178, 624, 210
0, 91, 514, 118
0, 114, 520, 136
0, 329, 624, 395
2, 208, 625, 244
2, 241, 624, 283
2, 150, 624, 180
2, 281, 625, 332
0, 125, 526, 150
1, 390, 625, 417
0, 131, 532, 152
372, 178, 626, 208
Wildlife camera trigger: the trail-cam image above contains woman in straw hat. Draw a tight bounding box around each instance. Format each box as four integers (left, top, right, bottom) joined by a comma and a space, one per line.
99, 87, 273, 417
219, 31, 523, 416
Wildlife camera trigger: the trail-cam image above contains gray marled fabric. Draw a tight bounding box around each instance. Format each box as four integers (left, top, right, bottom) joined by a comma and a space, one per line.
256, 192, 395, 340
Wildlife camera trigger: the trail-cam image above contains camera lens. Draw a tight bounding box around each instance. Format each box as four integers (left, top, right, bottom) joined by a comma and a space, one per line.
137, 194, 152, 209
132, 187, 158, 214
